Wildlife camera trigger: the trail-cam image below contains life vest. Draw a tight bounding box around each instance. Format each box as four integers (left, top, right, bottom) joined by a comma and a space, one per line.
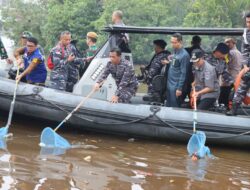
234, 69, 250, 105
23, 48, 47, 83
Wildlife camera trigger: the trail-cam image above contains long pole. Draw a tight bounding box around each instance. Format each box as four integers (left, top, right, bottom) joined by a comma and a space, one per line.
54, 88, 97, 132
193, 88, 197, 133
6, 66, 20, 128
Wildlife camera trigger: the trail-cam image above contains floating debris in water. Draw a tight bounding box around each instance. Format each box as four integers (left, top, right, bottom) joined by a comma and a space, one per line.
135, 161, 148, 168
84, 145, 98, 149
39, 142, 46, 147
128, 138, 135, 142
88, 171, 98, 176
71, 144, 98, 149
84, 155, 92, 162
132, 170, 153, 178
131, 184, 144, 190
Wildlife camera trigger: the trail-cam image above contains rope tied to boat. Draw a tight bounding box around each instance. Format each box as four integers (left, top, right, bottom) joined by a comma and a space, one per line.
1, 90, 250, 139
36, 94, 154, 125
241, 105, 250, 116
154, 113, 250, 139
149, 106, 161, 116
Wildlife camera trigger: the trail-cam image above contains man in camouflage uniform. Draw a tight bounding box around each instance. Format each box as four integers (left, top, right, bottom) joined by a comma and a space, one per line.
85, 32, 98, 59
0, 37, 14, 65
205, 43, 234, 108
110, 10, 130, 53
79, 32, 98, 77
94, 48, 138, 103
227, 12, 250, 116
140, 39, 170, 97
49, 31, 83, 92
208, 43, 234, 84
0, 37, 8, 60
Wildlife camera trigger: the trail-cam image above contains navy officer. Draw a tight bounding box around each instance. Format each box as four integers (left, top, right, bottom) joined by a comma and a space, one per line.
94, 48, 138, 103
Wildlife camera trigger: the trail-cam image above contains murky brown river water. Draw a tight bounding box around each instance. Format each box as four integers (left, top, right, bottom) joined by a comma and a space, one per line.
0, 115, 249, 190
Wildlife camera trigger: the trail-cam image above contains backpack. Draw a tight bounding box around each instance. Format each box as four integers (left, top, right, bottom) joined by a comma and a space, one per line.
47, 46, 65, 70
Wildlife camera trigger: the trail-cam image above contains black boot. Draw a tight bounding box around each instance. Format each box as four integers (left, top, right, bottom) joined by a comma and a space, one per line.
226, 103, 239, 116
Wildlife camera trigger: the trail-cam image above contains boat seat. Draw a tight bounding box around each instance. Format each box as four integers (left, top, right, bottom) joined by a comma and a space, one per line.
149, 65, 169, 103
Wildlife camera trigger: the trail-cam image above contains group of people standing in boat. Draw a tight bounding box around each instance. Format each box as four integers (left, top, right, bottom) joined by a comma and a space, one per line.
139, 12, 250, 115
0, 10, 249, 115
0, 10, 128, 94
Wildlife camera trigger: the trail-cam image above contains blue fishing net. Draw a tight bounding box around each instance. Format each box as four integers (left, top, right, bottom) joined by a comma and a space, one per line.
40, 127, 71, 149
0, 127, 8, 139
187, 131, 211, 158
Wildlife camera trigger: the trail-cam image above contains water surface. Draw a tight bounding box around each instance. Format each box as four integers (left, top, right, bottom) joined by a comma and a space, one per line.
0, 116, 249, 190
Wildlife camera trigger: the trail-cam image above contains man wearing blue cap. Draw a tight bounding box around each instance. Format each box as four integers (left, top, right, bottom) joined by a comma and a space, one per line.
0, 37, 8, 60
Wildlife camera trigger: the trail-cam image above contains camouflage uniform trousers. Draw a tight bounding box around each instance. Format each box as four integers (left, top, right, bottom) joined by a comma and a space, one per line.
0, 38, 8, 59
233, 71, 250, 104
49, 69, 68, 91
118, 84, 138, 103
66, 64, 79, 92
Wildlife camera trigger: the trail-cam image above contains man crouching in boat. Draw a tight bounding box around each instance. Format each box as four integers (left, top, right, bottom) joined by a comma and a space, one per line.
15, 37, 47, 86
226, 12, 250, 116
94, 48, 138, 103
191, 49, 220, 110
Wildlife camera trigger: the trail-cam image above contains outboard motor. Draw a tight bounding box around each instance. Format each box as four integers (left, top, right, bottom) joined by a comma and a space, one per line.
8, 66, 26, 82
142, 65, 169, 104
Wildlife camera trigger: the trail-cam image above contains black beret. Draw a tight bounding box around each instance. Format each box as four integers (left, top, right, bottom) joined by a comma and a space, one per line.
153, 39, 167, 49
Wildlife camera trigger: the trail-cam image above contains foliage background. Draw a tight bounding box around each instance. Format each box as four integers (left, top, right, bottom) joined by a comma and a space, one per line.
1, 0, 250, 63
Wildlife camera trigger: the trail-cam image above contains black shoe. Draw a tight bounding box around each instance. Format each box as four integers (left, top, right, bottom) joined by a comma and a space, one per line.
143, 93, 161, 102
226, 103, 239, 116
143, 93, 154, 101
136, 74, 144, 81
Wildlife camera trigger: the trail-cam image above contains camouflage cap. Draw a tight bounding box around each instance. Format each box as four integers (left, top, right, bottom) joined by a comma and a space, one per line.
21, 31, 33, 38
87, 32, 98, 39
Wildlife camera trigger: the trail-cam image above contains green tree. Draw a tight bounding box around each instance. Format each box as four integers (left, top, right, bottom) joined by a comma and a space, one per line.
94, 0, 189, 63
1, 0, 48, 48
43, 0, 102, 52
182, 0, 250, 51
1, 0, 249, 59
183, 0, 250, 28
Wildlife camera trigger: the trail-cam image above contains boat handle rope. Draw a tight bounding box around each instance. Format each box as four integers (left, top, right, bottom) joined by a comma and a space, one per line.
36, 94, 154, 125
1, 91, 250, 139
241, 105, 250, 116
37, 94, 250, 139
154, 114, 250, 139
